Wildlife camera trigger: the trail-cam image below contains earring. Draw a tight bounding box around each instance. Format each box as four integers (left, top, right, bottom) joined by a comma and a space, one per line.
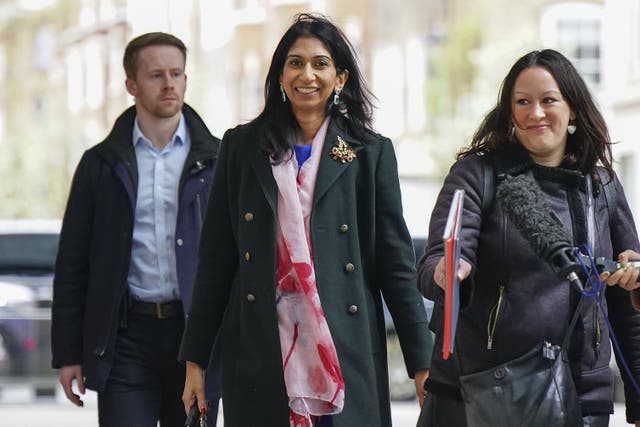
567, 123, 577, 135
280, 84, 286, 103
333, 88, 341, 105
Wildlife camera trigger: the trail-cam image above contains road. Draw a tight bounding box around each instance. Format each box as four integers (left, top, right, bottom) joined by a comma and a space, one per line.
0, 393, 632, 426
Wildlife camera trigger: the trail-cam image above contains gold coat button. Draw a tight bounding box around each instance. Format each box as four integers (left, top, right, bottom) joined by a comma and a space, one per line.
247, 293, 256, 302
345, 263, 355, 272
348, 305, 358, 314
244, 212, 254, 222
245, 252, 251, 261
339, 224, 349, 233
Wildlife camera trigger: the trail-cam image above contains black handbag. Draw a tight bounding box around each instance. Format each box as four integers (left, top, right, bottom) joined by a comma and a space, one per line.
458, 308, 582, 427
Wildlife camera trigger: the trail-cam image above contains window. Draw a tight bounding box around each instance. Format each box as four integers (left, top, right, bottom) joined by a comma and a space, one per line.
540, 3, 603, 86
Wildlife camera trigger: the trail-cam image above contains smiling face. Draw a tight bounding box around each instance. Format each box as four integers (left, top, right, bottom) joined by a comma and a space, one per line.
279, 36, 348, 120
125, 44, 186, 120
511, 66, 575, 166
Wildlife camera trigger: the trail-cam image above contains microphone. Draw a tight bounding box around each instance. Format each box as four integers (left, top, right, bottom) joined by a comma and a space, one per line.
495, 174, 639, 289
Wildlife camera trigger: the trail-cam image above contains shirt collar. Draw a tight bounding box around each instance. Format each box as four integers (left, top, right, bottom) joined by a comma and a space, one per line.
132, 113, 187, 148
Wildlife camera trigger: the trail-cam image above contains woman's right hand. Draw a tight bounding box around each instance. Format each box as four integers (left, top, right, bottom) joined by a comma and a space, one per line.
182, 361, 207, 416
433, 256, 472, 290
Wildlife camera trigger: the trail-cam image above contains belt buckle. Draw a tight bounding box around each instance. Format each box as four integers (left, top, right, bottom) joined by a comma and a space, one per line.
155, 303, 165, 319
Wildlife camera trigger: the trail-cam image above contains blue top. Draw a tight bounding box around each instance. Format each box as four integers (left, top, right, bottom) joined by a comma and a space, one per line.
128, 114, 190, 302
294, 144, 313, 170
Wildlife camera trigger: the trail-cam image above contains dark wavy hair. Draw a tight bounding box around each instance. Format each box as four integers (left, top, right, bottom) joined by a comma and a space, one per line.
254, 13, 376, 163
459, 49, 613, 176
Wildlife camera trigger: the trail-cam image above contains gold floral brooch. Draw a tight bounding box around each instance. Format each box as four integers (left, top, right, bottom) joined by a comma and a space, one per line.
330, 136, 356, 164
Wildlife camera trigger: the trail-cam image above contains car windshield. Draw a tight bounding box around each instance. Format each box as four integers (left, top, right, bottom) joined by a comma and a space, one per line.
0, 234, 59, 272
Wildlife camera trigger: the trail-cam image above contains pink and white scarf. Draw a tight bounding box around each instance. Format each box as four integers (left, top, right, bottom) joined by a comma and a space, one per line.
271, 117, 345, 427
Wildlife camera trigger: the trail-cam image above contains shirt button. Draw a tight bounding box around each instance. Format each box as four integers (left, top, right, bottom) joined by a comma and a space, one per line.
245, 252, 251, 261
348, 305, 358, 314
244, 212, 254, 222
247, 293, 256, 302
339, 224, 349, 233
176, 238, 184, 246
345, 263, 355, 273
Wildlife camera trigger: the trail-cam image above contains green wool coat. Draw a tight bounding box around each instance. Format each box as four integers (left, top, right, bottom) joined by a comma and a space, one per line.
180, 117, 432, 426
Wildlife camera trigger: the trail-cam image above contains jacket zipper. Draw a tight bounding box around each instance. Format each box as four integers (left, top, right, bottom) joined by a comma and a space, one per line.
487, 285, 505, 350
594, 301, 601, 357
195, 193, 203, 232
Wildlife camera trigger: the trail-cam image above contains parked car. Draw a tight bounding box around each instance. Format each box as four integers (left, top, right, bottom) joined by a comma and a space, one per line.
0, 220, 60, 392
385, 235, 434, 401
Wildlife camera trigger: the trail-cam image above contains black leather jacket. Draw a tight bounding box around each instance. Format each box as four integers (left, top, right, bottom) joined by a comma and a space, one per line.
418, 146, 640, 420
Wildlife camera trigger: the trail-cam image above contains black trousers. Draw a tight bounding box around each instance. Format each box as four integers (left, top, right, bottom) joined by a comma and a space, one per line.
417, 392, 610, 427
97, 312, 218, 427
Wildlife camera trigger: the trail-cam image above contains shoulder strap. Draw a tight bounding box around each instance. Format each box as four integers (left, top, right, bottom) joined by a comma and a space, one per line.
595, 167, 617, 228
480, 154, 494, 223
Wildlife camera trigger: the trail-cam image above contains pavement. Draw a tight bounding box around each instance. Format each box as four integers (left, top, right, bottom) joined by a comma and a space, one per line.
0, 395, 632, 426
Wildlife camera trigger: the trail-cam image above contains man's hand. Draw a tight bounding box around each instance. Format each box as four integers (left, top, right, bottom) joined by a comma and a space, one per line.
59, 365, 85, 407
414, 368, 429, 407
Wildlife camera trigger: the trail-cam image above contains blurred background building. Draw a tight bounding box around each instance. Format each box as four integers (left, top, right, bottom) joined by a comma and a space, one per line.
0, 0, 637, 235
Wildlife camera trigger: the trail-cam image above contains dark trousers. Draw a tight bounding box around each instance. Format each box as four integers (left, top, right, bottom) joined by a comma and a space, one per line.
417, 393, 610, 427
97, 312, 217, 427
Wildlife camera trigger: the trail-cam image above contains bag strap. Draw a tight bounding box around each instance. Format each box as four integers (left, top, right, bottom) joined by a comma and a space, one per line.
595, 167, 617, 229
480, 154, 494, 224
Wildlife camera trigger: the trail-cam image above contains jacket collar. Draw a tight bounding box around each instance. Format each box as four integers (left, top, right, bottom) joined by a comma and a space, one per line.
93, 103, 219, 190
494, 144, 584, 188
249, 116, 365, 214
94, 103, 218, 168
313, 117, 363, 206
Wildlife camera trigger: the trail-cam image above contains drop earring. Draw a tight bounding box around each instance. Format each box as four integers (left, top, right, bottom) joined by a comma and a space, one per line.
280, 84, 286, 103
333, 88, 341, 105
567, 122, 577, 135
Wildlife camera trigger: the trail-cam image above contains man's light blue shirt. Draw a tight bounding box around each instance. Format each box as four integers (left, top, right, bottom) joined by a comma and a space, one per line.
127, 114, 190, 302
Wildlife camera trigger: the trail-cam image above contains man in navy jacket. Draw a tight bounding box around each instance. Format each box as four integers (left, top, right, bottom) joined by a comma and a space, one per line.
51, 32, 221, 426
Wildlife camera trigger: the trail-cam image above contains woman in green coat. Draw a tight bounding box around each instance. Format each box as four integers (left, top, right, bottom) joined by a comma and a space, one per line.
180, 13, 432, 427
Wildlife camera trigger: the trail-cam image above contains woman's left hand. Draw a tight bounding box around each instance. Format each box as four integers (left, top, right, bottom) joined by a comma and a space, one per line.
414, 368, 429, 407
600, 249, 640, 291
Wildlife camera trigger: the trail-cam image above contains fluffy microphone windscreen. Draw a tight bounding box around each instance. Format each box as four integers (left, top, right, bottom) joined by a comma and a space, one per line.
496, 174, 571, 258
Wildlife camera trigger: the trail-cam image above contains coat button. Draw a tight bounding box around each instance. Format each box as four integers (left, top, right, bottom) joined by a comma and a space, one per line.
344, 263, 355, 272
494, 367, 505, 380
339, 224, 349, 233
348, 305, 358, 314
247, 293, 256, 302
176, 238, 184, 246
245, 252, 251, 261
244, 212, 254, 222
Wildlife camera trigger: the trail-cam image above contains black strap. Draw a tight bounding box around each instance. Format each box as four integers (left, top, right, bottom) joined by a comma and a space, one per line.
480, 154, 494, 223
595, 167, 617, 229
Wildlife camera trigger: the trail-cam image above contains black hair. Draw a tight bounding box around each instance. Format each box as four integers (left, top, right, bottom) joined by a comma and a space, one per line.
459, 49, 613, 176
254, 13, 376, 163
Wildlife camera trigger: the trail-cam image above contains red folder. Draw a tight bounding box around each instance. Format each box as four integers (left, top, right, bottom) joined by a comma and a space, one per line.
442, 189, 465, 360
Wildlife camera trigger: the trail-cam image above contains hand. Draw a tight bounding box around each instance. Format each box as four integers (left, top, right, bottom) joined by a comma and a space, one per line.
182, 361, 207, 416
414, 368, 429, 407
59, 365, 85, 407
600, 249, 640, 291
433, 257, 472, 290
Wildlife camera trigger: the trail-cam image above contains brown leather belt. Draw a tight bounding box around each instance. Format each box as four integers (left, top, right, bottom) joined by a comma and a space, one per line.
129, 300, 184, 319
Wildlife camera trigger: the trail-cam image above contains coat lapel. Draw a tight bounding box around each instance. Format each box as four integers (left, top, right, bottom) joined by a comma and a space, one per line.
248, 135, 278, 214
314, 120, 363, 206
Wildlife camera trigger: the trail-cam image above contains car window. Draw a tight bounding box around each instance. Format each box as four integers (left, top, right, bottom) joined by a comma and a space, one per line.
0, 234, 59, 272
